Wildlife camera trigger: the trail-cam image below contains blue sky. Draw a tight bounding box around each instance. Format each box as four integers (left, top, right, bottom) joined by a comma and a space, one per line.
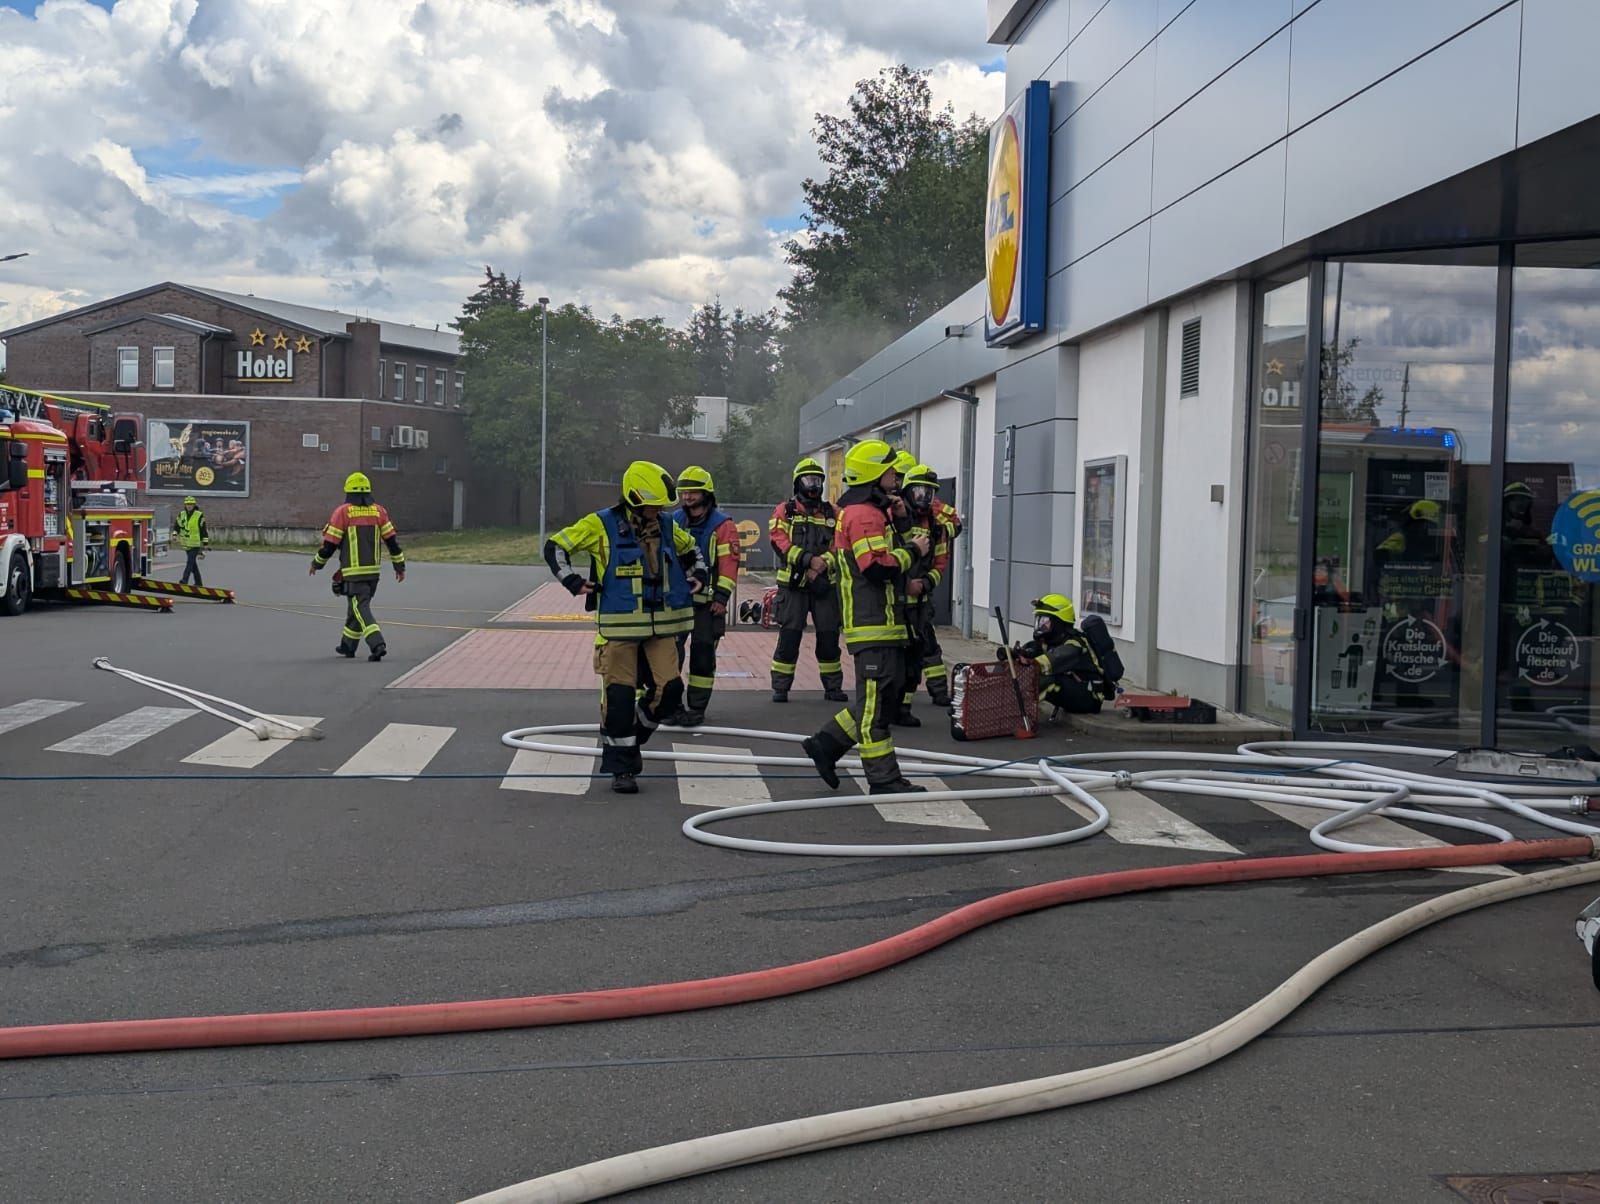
133, 139, 301, 219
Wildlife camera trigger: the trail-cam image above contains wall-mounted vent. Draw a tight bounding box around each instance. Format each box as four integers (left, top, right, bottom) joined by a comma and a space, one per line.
1179, 317, 1201, 398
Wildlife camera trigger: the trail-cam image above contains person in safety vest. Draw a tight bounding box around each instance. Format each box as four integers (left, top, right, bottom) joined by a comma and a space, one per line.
768, 457, 848, 703
544, 460, 710, 794
308, 472, 406, 661
668, 465, 741, 726
892, 464, 952, 725
173, 495, 209, 587
799, 439, 930, 796
1008, 594, 1114, 714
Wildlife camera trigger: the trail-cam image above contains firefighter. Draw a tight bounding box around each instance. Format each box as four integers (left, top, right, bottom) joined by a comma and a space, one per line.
800, 439, 929, 796
893, 464, 951, 725
543, 460, 709, 794
1008, 594, 1114, 715
308, 472, 405, 661
669, 465, 740, 726
173, 495, 209, 587
768, 456, 847, 703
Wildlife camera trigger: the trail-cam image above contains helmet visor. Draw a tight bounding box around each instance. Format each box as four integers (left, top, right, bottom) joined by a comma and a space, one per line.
907, 484, 933, 509
797, 473, 824, 494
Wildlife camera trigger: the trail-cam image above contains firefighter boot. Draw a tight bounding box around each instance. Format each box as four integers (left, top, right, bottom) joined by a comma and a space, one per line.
801, 733, 844, 790
336, 643, 357, 658
368, 643, 387, 663
612, 773, 639, 794
868, 778, 929, 796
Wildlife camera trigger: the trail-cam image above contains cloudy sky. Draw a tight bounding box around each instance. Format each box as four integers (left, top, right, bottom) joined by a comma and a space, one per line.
0, 0, 1003, 351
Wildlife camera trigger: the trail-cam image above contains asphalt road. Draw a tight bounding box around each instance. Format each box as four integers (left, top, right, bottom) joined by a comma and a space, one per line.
1, 552, 1596, 1203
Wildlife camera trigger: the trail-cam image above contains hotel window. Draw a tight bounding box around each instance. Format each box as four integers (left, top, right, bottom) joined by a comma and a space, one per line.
153, 346, 175, 389
393, 361, 406, 401
117, 347, 139, 388
454, 371, 465, 407
371, 451, 400, 471
415, 366, 427, 403
435, 369, 447, 405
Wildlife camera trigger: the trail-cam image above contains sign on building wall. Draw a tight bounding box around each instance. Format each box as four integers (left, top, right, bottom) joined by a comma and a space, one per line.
147, 418, 251, 496
985, 79, 1050, 347
235, 328, 311, 383
1080, 455, 1126, 625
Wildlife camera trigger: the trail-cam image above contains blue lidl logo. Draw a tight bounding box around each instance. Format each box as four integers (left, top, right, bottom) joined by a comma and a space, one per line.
1549, 488, 1600, 581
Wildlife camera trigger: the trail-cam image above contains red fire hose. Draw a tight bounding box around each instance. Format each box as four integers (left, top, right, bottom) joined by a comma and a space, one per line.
2, 837, 1592, 1061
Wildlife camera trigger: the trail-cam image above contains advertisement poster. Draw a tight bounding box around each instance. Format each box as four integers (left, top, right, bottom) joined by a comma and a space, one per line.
1080, 456, 1126, 625
147, 419, 250, 496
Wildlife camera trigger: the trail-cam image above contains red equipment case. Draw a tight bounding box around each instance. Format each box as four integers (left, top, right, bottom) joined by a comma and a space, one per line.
949, 659, 1039, 741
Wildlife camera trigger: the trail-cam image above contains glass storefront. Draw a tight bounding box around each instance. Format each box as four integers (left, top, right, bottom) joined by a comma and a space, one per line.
1243, 240, 1600, 749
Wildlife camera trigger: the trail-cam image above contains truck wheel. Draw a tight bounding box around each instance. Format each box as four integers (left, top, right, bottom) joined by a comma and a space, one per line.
110, 548, 131, 595
3, 551, 30, 616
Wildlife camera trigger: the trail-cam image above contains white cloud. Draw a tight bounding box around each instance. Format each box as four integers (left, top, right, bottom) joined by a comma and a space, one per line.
0, 0, 1003, 346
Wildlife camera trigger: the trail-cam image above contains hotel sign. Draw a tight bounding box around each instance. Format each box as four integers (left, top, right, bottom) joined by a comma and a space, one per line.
985, 79, 1050, 347
236, 327, 312, 382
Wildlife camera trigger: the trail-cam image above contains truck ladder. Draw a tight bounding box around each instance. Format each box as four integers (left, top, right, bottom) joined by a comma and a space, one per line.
0, 383, 109, 422
59, 587, 173, 612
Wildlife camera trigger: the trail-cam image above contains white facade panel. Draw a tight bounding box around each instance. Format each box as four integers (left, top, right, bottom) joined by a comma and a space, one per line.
1055, 221, 1151, 342
1517, 0, 1600, 146
1148, 142, 1287, 302
1157, 283, 1246, 667
1154, 0, 1293, 123
1052, 42, 1158, 195
917, 397, 963, 478
1057, 0, 1158, 119
1052, 132, 1153, 267
1075, 317, 1147, 641
972, 378, 998, 613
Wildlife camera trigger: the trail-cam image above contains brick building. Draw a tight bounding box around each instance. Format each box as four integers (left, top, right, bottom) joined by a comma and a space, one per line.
0, 282, 510, 538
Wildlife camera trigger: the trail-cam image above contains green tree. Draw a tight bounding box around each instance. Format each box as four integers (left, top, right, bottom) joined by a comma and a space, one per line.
727, 308, 780, 408
1320, 337, 1384, 425
686, 299, 730, 397
453, 265, 525, 328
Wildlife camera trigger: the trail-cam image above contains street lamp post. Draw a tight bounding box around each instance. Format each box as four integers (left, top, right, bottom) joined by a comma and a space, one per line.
538, 296, 549, 540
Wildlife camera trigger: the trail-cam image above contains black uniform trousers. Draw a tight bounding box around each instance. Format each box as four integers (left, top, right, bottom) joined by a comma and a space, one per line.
598, 636, 683, 775
180, 548, 204, 587
900, 603, 949, 710
813, 643, 907, 788
770, 583, 844, 694
675, 603, 727, 716
338, 577, 385, 653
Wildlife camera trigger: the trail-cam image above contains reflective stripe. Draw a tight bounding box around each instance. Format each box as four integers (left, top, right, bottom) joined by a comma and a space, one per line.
835, 710, 859, 740
636, 704, 661, 731
817, 660, 842, 674
688, 673, 716, 689
770, 659, 797, 674
924, 663, 948, 680
603, 733, 638, 747
858, 737, 895, 759
716, 575, 737, 593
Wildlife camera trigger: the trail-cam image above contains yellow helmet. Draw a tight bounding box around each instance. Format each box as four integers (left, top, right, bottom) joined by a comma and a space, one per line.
183, 495, 198, 505
343, 472, 372, 494
1032, 594, 1076, 625
892, 449, 917, 477
843, 439, 898, 486
792, 457, 825, 495
905, 464, 938, 489
676, 465, 715, 495
1408, 499, 1441, 523
621, 460, 675, 508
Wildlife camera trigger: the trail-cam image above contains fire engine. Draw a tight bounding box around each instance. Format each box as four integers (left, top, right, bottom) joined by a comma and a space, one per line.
0, 383, 232, 614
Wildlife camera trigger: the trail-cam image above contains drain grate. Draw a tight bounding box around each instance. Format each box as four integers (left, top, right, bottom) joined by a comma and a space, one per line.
1442, 1172, 1600, 1203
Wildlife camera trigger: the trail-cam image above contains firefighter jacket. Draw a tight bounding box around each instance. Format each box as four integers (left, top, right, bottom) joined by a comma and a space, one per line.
313, 503, 404, 580
833, 484, 910, 652
173, 508, 208, 550
894, 508, 950, 610
1024, 627, 1107, 692
549, 505, 707, 639
931, 497, 964, 542
672, 505, 740, 606
769, 497, 837, 589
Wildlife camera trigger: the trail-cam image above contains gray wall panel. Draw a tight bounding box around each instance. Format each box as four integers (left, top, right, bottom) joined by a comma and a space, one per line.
1006, 0, 1072, 102
1053, 43, 1157, 192
1055, 221, 1152, 342
1051, 132, 1153, 265
1154, 0, 1291, 122
994, 415, 1080, 497
1057, 0, 1158, 119
1518, 0, 1600, 146
1151, 27, 1290, 210
1287, 0, 1509, 130
994, 344, 1071, 429
1070, 0, 1112, 41
1149, 142, 1287, 300
1283, 7, 1521, 245
990, 494, 1076, 564
988, 558, 1063, 627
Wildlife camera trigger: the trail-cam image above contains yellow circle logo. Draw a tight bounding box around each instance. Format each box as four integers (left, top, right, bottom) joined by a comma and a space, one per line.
195, 467, 215, 487
736, 519, 761, 549
986, 116, 1022, 325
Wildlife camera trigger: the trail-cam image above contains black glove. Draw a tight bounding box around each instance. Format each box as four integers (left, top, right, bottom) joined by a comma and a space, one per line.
562, 573, 586, 596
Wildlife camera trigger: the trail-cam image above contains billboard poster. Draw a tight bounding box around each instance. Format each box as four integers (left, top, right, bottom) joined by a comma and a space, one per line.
146, 418, 250, 496
1080, 456, 1126, 625
984, 79, 1050, 347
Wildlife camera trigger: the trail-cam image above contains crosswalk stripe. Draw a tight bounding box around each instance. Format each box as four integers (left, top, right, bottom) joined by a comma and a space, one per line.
501, 738, 597, 796
1250, 800, 1514, 876
1061, 788, 1240, 854
47, 706, 197, 756
850, 768, 990, 831
0, 698, 81, 736
335, 723, 454, 782
181, 716, 323, 770
672, 741, 771, 809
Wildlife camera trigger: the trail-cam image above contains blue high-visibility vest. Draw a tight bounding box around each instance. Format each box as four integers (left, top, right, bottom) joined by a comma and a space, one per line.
595, 507, 695, 637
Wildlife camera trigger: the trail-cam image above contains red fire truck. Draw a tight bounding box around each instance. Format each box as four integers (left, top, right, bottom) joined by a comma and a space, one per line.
0, 383, 231, 615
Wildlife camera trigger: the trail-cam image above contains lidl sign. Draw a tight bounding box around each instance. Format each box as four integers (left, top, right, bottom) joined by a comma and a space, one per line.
985, 80, 1049, 347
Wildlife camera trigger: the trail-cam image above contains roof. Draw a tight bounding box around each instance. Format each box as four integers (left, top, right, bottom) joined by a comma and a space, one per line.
0, 281, 460, 357
81, 312, 233, 338
184, 285, 460, 356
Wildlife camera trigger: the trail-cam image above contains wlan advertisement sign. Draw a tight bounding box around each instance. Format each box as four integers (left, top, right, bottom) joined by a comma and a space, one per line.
984, 79, 1049, 347
146, 418, 251, 497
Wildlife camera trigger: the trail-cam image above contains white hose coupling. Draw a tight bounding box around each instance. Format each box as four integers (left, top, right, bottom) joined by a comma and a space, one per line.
1111, 770, 1134, 789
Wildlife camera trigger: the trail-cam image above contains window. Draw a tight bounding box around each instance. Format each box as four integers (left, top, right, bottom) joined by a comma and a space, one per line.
454, 371, 465, 407
691, 411, 709, 438
117, 347, 139, 389
415, 366, 427, 403
434, 455, 450, 475
435, 369, 446, 405
1179, 318, 1202, 397
301, 433, 320, 449
378, 359, 387, 398
371, 451, 400, 471
393, 362, 406, 401
153, 346, 175, 389
371, 425, 383, 443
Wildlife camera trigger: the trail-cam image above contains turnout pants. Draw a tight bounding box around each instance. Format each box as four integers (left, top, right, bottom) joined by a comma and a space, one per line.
338, 577, 384, 653
598, 635, 684, 775
812, 644, 907, 788
675, 604, 726, 716
900, 604, 949, 710
180, 549, 204, 587
770, 584, 843, 694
